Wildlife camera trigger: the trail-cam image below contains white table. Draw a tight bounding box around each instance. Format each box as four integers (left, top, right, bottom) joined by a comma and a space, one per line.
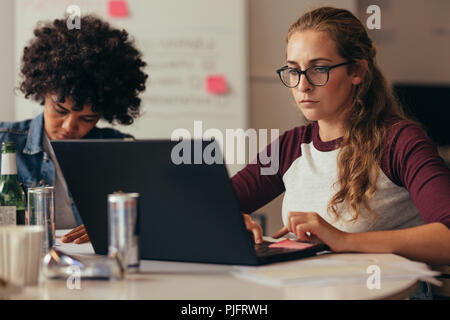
8, 231, 421, 300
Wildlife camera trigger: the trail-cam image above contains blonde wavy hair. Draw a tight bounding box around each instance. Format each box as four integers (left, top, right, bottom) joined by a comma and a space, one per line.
287, 7, 409, 224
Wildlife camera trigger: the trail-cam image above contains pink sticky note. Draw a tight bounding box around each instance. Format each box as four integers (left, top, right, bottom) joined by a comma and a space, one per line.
206, 75, 228, 94
269, 239, 315, 250
108, 0, 129, 18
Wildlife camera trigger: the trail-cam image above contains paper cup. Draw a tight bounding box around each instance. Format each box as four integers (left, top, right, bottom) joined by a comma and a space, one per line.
0, 225, 44, 286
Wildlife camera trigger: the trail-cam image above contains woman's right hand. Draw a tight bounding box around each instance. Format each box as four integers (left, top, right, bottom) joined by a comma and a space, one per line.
242, 214, 263, 244
61, 224, 90, 244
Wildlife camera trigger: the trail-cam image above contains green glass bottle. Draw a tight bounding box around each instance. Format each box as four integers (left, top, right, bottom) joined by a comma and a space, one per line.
0, 142, 26, 225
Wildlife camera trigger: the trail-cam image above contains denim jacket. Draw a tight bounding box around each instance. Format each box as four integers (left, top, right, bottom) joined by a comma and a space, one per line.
0, 112, 133, 226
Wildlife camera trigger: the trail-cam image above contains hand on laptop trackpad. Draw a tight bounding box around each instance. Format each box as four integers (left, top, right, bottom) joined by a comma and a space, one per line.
268, 239, 315, 250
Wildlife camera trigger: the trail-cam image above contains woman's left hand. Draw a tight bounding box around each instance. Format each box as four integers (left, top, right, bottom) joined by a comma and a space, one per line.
272, 211, 349, 252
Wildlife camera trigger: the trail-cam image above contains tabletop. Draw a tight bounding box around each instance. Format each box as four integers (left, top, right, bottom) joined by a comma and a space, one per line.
8, 231, 421, 300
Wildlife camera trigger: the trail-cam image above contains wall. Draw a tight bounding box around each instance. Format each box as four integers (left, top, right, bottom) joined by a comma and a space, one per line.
358, 0, 450, 83
0, 0, 15, 121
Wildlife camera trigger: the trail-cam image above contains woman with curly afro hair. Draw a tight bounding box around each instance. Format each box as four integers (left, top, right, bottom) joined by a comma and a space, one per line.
0, 15, 148, 242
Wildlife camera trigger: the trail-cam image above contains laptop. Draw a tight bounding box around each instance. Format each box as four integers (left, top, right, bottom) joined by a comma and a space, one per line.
51, 139, 330, 266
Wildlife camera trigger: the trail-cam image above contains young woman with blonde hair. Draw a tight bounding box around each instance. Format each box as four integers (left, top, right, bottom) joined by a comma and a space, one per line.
232, 7, 450, 270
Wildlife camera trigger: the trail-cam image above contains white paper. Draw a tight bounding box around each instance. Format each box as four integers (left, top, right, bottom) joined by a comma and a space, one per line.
54, 229, 96, 256
232, 256, 442, 287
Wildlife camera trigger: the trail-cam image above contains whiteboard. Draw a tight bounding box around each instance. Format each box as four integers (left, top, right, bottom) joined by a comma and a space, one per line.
14, 0, 248, 141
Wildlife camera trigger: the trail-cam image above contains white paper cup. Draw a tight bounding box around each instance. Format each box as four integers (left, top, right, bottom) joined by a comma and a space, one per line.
0, 225, 44, 286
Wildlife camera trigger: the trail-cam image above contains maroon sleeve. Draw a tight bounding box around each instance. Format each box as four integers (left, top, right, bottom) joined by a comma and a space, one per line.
231, 125, 312, 214
381, 120, 450, 228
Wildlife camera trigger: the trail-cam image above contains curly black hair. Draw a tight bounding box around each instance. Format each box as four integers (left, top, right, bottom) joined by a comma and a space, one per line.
19, 15, 148, 125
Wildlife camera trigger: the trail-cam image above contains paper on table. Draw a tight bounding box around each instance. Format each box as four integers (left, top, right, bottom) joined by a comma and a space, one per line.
232, 255, 441, 287
55, 229, 96, 256
269, 239, 315, 250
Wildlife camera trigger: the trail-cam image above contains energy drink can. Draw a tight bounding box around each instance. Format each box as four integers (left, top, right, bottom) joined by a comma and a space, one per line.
107, 192, 140, 273
27, 186, 55, 254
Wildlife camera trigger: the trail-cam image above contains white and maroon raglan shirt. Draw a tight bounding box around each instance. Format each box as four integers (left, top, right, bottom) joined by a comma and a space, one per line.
231, 119, 450, 233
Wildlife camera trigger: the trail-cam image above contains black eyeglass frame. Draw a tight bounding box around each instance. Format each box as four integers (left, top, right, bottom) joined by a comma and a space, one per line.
276, 61, 354, 87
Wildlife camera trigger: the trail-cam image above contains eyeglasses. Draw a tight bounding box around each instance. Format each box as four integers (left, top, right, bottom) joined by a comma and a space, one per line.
276, 61, 354, 87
